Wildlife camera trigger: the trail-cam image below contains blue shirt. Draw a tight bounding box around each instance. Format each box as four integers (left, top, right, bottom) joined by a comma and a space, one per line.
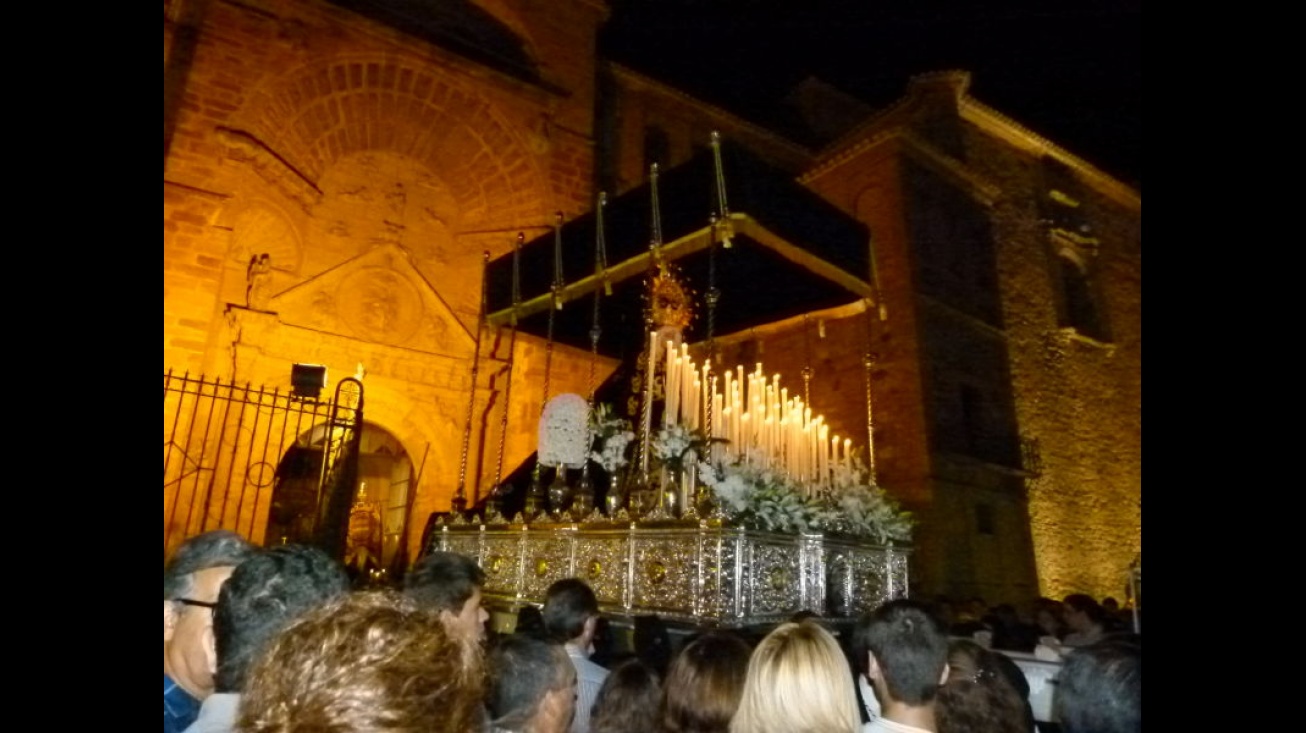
164, 673, 202, 733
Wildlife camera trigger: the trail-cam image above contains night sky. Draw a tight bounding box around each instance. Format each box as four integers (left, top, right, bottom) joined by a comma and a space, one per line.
601, 0, 1141, 189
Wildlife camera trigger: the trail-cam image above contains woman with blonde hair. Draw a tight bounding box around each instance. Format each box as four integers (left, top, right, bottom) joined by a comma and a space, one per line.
729, 621, 862, 733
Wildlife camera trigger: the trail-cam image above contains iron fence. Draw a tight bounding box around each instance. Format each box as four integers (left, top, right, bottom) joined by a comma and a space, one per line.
163, 370, 363, 559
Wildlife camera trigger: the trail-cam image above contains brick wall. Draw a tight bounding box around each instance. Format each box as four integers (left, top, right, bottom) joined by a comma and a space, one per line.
164, 0, 607, 559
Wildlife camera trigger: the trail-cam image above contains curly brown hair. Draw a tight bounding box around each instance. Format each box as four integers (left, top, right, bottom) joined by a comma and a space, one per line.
236, 590, 485, 733
936, 640, 1031, 733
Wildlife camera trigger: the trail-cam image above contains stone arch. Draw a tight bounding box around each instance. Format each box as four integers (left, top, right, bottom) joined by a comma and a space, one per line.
218, 199, 305, 275
350, 377, 473, 563
236, 54, 552, 233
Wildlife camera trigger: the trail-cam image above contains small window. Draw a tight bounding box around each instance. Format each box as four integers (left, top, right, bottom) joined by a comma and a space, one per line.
1057, 252, 1108, 342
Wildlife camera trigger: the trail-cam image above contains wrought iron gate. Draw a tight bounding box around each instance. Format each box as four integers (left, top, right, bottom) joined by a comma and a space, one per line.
163, 370, 364, 559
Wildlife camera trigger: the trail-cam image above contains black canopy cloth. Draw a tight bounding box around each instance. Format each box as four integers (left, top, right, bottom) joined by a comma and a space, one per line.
485, 144, 877, 361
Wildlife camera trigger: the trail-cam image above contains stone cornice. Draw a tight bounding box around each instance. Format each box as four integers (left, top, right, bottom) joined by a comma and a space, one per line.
800, 128, 1003, 208
958, 98, 1140, 211
803, 80, 1139, 213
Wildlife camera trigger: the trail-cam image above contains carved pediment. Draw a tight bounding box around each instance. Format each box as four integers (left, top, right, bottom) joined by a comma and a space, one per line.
270, 244, 475, 355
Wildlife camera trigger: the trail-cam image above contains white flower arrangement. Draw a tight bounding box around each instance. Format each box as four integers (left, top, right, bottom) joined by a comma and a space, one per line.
698, 453, 913, 544
651, 424, 700, 471
588, 403, 635, 477
821, 460, 914, 544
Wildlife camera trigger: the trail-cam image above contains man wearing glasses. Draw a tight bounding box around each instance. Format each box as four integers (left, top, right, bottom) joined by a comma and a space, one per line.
164, 529, 257, 733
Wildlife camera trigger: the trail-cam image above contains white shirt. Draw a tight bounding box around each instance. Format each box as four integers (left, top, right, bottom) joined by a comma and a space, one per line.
180, 692, 240, 733
862, 719, 933, 733
565, 643, 609, 733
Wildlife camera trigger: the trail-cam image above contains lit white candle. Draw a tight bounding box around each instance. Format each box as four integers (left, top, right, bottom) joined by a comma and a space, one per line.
818, 423, 829, 484
665, 347, 679, 428
831, 434, 840, 484
844, 438, 853, 482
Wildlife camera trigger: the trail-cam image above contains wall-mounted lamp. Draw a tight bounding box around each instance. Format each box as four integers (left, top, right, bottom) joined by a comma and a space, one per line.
291, 363, 328, 399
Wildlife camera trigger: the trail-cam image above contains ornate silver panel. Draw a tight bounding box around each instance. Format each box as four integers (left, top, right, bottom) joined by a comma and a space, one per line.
574, 534, 631, 608
481, 534, 524, 598
631, 532, 699, 617
434, 520, 907, 627
520, 532, 577, 600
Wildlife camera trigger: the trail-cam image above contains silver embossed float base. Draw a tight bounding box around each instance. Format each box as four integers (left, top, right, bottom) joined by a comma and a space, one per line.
433, 517, 910, 626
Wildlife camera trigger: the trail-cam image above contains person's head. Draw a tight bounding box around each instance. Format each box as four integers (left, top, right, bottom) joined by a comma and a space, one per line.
1034, 598, 1065, 636
729, 621, 861, 733
1062, 593, 1106, 633
404, 550, 489, 643
589, 657, 662, 733
1054, 637, 1141, 733
163, 529, 258, 700
634, 614, 673, 677
936, 639, 1032, 733
663, 631, 752, 733
210, 544, 350, 693
852, 598, 950, 708
1101, 596, 1120, 613
486, 633, 577, 733
237, 590, 485, 733
542, 577, 600, 647
515, 603, 547, 639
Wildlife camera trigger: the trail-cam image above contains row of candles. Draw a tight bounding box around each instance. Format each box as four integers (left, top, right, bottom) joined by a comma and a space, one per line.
649, 334, 858, 495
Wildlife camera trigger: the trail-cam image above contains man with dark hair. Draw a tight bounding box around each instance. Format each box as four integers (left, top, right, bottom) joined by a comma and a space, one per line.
182, 544, 350, 733
851, 598, 951, 733
486, 634, 577, 733
1054, 636, 1141, 733
1061, 593, 1108, 647
164, 530, 258, 733
542, 578, 608, 733
404, 550, 490, 644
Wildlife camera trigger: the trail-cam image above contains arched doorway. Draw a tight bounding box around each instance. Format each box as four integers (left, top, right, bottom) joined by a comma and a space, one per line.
266, 421, 416, 584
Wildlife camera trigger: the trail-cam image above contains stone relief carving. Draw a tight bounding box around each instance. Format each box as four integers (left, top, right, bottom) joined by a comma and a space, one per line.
337, 267, 423, 345
308, 290, 337, 329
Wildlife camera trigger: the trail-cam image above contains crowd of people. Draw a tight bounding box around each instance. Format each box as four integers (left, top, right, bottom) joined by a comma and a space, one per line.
165, 530, 1141, 733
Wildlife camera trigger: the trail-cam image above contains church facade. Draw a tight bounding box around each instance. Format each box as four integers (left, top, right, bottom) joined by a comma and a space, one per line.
164, 0, 1140, 603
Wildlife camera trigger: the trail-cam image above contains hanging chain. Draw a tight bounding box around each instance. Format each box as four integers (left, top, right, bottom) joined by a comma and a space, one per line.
710, 131, 733, 248
802, 314, 814, 407
541, 211, 565, 412
863, 303, 878, 485
454, 251, 491, 512
637, 164, 662, 481
493, 234, 524, 486
704, 213, 720, 441
588, 192, 609, 403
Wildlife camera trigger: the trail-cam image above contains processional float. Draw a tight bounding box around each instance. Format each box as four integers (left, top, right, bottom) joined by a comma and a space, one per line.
430, 134, 912, 627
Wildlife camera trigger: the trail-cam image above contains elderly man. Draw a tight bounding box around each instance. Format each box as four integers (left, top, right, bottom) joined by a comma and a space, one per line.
163, 530, 257, 733
181, 543, 350, 733
486, 634, 577, 733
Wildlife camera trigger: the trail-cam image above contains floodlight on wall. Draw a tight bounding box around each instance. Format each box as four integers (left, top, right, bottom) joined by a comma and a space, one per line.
291, 363, 328, 399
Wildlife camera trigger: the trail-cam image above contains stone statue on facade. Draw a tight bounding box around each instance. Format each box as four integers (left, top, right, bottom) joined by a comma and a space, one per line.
246, 252, 273, 310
